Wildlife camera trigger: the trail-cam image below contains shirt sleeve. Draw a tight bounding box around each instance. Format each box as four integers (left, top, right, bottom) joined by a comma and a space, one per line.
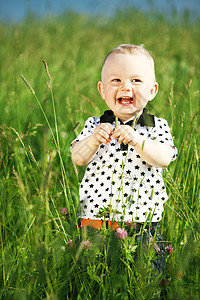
150, 117, 178, 161
71, 117, 98, 148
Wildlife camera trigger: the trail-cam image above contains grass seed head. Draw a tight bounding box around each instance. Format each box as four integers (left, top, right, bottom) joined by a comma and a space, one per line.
41, 58, 51, 82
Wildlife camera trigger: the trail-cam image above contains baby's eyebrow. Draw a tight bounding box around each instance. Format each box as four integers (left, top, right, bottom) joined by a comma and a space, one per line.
109, 73, 120, 77
109, 73, 143, 79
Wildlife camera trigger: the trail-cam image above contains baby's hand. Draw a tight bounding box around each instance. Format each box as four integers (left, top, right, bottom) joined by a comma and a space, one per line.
92, 123, 114, 145
112, 125, 140, 146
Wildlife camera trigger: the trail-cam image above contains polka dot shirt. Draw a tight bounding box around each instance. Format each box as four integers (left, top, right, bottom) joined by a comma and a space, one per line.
72, 111, 177, 223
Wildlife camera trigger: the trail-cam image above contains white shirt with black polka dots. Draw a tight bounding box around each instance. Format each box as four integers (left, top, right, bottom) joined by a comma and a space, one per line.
72, 114, 177, 223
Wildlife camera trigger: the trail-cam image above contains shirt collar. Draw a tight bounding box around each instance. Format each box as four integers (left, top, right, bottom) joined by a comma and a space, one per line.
100, 108, 155, 127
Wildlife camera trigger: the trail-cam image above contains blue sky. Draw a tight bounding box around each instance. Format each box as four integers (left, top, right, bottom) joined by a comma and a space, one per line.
1, 0, 199, 22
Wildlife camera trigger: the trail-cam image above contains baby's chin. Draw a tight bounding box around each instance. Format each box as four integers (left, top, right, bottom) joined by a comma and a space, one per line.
114, 109, 139, 122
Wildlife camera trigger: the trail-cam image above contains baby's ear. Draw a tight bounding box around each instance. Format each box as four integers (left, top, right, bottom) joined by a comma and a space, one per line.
149, 82, 159, 101
97, 81, 105, 100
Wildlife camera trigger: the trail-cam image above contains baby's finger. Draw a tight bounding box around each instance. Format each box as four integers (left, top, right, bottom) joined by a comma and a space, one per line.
100, 123, 114, 135
93, 123, 114, 144
120, 135, 132, 145
98, 127, 111, 141
118, 131, 130, 144
112, 126, 122, 139
112, 125, 133, 144
96, 132, 110, 144
100, 123, 114, 142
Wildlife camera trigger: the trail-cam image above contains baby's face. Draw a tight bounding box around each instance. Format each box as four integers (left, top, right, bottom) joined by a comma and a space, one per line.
98, 52, 158, 122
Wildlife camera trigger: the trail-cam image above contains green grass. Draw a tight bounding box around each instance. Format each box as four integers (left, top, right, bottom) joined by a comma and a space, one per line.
0, 9, 199, 299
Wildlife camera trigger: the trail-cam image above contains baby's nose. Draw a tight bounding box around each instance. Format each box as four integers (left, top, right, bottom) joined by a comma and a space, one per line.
121, 81, 132, 91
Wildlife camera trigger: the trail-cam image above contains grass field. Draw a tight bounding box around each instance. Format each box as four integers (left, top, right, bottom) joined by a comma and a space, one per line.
0, 9, 199, 299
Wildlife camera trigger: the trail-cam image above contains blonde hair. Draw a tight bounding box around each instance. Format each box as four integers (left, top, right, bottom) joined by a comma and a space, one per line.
101, 44, 156, 80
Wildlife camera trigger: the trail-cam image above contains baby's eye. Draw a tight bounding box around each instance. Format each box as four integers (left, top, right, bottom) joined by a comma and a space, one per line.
112, 78, 121, 82
132, 79, 142, 83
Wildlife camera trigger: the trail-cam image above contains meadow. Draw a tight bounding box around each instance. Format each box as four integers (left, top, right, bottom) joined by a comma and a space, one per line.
0, 8, 199, 299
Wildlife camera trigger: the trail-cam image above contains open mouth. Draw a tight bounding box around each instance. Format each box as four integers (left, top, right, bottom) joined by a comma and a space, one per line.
117, 97, 134, 104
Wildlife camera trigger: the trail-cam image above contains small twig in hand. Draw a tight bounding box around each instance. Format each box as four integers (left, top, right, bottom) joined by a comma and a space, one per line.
132, 113, 138, 128
115, 116, 118, 128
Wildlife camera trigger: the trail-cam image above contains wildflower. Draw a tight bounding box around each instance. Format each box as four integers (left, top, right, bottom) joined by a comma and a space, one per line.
126, 220, 133, 228
154, 243, 161, 253
61, 208, 68, 216
115, 228, 127, 240
126, 220, 136, 229
165, 245, 173, 255
150, 237, 161, 253
81, 240, 91, 250
67, 240, 74, 249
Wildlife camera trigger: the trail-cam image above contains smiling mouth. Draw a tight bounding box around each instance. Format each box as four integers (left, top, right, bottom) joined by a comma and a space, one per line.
117, 97, 134, 104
